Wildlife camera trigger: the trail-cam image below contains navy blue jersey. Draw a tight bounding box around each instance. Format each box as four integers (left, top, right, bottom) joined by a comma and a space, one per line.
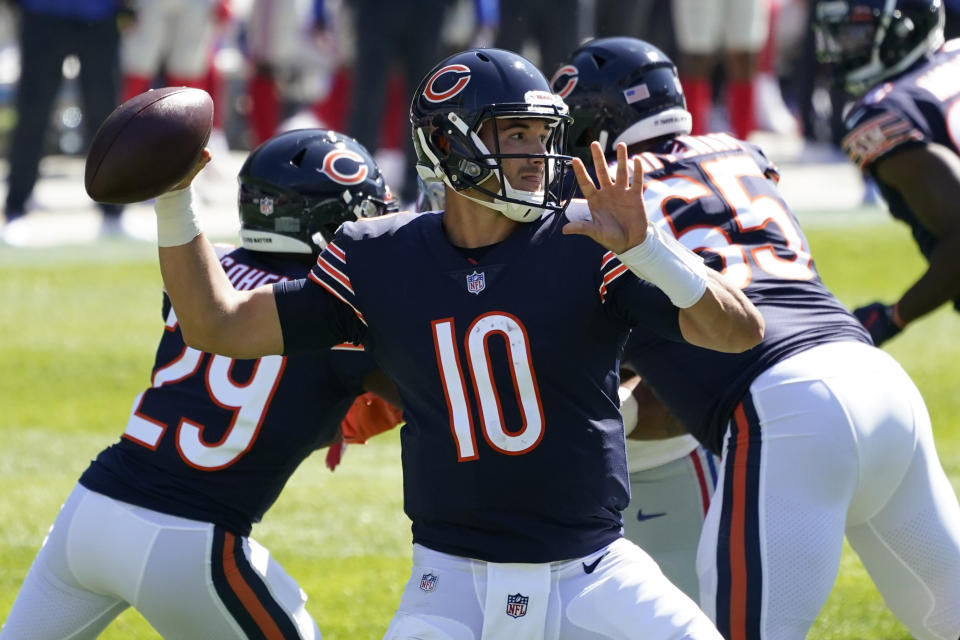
621, 134, 870, 455
276, 208, 685, 562
841, 39, 960, 311
80, 248, 379, 536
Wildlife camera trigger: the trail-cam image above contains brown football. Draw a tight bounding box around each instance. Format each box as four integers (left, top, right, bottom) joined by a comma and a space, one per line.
84, 87, 214, 204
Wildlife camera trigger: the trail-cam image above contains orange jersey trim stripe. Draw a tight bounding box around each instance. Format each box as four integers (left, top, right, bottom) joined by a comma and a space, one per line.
599, 263, 629, 301
326, 242, 347, 263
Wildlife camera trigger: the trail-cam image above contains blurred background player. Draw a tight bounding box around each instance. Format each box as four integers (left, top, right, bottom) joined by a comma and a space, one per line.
245, 0, 335, 147
493, 0, 579, 76
592, 0, 660, 45
0, 129, 401, 640
814, 0, 960, 346
321, 0, 498, 204
119, 0, 231, 189
555, 36, 960, 639
119, 0, 222, 101
671, 0, 770, 139
1, 0, 129, 245
345, 0, 455, 206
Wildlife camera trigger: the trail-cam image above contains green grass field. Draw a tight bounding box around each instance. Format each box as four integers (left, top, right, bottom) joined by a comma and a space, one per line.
1, 215, 957, 639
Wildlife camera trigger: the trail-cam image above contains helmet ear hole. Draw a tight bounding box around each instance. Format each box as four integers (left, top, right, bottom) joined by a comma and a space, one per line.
431, 131, 451, 158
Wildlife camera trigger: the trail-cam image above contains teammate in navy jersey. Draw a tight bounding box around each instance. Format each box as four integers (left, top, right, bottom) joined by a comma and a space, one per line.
556, 36, 960, 640
0, 129, 402, 640
144, 47, 765, 638
814, 0, 960, 346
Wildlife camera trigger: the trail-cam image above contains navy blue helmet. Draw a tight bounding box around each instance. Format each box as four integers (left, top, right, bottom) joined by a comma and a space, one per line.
814, 0, 945, 95
410, 48, 572, 222
238, 129, 396, 257
552, 37, 692, 164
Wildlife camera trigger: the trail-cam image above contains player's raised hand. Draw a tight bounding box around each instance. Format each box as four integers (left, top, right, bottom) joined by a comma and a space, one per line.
562, 141, 648, 254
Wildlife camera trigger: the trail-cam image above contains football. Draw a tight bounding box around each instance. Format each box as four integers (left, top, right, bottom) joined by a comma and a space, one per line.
84, 87, 214, 204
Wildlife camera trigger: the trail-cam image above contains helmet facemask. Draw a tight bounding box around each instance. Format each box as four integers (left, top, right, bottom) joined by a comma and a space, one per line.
415, 99, 573, 223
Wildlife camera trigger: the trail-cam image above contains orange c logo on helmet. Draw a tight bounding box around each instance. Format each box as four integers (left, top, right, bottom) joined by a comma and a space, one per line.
551, 65, 579, 99
424, 64, 472, 103
319, 149, 369, 185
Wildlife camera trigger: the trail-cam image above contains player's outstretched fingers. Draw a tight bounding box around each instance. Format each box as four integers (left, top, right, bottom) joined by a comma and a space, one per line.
615, 142, 629, 186
632, 154, 649, 219
572, 156, 597, 199
632, 154, 644, 189
591, 141, 613, 188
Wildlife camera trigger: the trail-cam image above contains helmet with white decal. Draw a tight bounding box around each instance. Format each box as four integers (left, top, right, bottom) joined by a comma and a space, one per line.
238, 129, 396, 257
410, 48, 572, 222
552, 37, 692, 164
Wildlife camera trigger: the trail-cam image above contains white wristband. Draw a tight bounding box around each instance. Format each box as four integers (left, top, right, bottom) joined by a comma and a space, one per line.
618, 384, 639, 437
154, 187, 201, 247
616, 224, 708, 308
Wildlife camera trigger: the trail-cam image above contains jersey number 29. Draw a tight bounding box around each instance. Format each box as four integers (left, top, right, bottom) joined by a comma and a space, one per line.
122, 307, 286, 470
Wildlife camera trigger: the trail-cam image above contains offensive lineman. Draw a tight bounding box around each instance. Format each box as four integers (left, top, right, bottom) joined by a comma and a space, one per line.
555, 36, 960, 639
142, 48, 764, 638
0, 130, 401, 639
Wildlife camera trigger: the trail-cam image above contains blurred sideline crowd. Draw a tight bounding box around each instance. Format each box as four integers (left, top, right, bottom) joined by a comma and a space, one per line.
1, 0, 960, 243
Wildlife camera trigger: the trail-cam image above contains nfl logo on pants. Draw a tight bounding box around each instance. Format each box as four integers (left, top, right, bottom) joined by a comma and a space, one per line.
506, 593, 528, 618
419, 573, 438, 592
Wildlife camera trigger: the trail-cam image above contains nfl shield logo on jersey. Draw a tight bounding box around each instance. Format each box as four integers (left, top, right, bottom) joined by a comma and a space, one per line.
505, 593, 528, 618
419, 572, 438, 592
259, 196, 274, 215
466, 270, 485, 294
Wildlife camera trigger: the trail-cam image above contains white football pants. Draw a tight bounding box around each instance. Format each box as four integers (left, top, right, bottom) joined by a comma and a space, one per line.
0, 485, 320, 639
383, 538, 722, 640
698, 341, 960, 639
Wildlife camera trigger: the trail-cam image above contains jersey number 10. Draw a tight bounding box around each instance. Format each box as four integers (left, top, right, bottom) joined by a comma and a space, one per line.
432, 312, 544, 462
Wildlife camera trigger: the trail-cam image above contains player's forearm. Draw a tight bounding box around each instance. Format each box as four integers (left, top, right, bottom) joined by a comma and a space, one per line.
875, 144, 960, 325
614, 223, 764, 352
155, 192, 284, 359
158, 237, 263, 356
897, 230, 960, 325
678, 270, 765, 353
